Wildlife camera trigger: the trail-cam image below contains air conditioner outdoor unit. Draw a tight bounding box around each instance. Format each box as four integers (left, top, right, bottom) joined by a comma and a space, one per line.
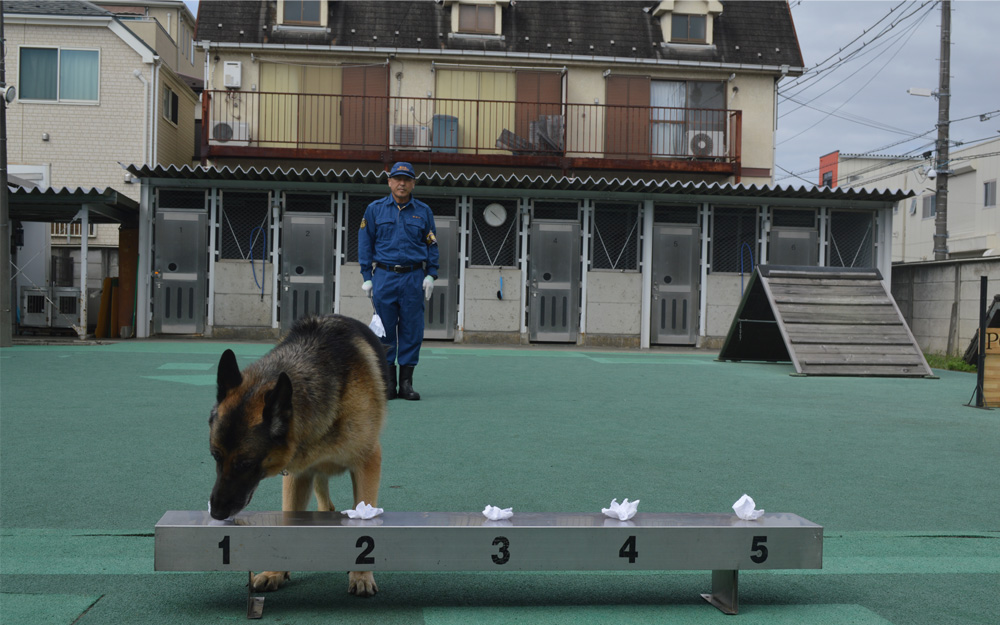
391, 124, 431, 150
210, 121, 250, 146
686, 130, 726, 158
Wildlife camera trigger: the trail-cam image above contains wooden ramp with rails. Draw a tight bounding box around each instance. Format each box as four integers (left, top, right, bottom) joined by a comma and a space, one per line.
718, 265, 934, 377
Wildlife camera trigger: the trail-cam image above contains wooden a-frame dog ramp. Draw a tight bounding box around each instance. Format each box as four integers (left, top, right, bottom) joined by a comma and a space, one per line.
718, 265, 934, 377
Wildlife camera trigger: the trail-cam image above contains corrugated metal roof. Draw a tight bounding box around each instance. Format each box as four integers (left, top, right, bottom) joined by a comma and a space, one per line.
128, 164, 914, 206
9, 186, 139, 224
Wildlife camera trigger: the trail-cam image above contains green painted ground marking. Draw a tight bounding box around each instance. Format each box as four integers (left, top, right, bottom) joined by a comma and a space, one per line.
424, 604, 894, 625
142, 375, 216, 386
585, 357, 714, 365
157, 363, 214, 370
1, 593, 103, 624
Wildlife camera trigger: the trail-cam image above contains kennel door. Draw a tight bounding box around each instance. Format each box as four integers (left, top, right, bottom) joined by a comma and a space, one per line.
528, 220, 581, 343
650, 224, 699, 345
280, 213, 335, 331
153, 210, 208, 334
424, 217, 459, 340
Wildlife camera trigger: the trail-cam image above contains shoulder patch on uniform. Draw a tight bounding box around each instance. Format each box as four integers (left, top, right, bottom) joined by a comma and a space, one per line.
360, 218, 367, 229
426, 231, 437, 245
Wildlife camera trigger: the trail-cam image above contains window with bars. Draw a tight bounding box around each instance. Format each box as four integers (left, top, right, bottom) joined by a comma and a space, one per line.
533, 200, 579, 221
591, 203, 640, 271
219, 191, 270, 260
284, 193, 332, 213
654, 204, 699, 224
828, 211, 874, 268
470, 198, 518, 267
158, 188, 206, 210
772, 208, 816, 228
711, 207, 757, 273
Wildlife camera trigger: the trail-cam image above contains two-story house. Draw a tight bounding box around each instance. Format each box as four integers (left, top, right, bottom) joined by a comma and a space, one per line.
5, 0, 201, 335
127, 1, 911, 346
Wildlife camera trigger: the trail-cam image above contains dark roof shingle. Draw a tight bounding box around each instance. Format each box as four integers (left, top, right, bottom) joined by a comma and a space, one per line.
196, 1, 804, 69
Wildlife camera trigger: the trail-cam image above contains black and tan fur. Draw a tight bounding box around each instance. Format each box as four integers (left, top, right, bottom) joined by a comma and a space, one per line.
208, 314, 387, 596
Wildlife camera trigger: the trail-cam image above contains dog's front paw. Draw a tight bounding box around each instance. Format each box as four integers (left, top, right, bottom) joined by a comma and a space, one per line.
251, 571, 290, 592
348, 571, 378, 597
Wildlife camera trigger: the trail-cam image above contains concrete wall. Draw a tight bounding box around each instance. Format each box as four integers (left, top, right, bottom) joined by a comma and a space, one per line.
585, 271, 642, 336
463, 266, 521, 334
212, 259, 274, 329
891, 258, 1000, 356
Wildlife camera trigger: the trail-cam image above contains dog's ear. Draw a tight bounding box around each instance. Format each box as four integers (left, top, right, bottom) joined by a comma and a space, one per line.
216, 349, 242, 403
262, 372, 293, 440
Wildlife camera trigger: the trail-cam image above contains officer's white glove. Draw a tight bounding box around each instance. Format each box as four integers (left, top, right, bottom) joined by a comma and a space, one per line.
362, 280, 373, 293
423, 276, 434, 301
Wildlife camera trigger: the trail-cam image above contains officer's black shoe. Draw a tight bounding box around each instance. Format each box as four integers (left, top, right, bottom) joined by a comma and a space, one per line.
398, 365, 420, 401
387, 365, 398, 400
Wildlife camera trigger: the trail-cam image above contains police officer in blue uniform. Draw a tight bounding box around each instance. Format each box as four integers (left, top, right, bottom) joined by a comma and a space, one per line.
359, 162, 439, 400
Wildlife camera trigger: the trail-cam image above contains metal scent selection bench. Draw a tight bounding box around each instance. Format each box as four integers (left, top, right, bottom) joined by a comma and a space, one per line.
155, 510, 823, 618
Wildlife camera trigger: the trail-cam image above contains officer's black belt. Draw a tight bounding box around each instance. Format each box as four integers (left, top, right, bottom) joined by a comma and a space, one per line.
375, 262, 423, 274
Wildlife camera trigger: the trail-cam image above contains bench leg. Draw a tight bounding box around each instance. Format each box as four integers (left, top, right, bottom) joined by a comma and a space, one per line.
701, 569, 738, 615
246, 572, 265, 619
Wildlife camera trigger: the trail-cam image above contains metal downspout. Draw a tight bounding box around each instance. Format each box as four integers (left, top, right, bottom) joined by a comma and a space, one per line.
132, 69, 149, 164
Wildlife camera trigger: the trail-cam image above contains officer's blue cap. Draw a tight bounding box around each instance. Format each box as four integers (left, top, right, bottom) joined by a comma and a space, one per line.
388, 162, 416, 178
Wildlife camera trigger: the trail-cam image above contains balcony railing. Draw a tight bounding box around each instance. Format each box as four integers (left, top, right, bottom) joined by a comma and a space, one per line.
202, 90, 741, 174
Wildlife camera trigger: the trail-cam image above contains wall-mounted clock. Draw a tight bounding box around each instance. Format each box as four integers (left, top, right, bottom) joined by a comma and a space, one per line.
483, 202, 507, 227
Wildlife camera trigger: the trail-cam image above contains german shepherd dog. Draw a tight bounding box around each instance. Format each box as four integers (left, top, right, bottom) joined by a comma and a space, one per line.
209, 315, 388, 596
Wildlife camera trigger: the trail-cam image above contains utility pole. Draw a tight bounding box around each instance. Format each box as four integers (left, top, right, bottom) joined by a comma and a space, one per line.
933, 0, 951, 261
1, 0, 11, 347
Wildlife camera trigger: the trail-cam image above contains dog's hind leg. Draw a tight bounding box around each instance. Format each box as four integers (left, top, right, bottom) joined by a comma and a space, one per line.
313, 473, 334, 512
250, 473, 311, 592
347, 443, 382, 597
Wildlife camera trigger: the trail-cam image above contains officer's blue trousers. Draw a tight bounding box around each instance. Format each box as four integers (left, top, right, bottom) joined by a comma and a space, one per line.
372, 269, 425, 367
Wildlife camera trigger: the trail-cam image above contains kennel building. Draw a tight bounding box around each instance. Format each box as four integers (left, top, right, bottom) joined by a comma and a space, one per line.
128, 164, 910, 348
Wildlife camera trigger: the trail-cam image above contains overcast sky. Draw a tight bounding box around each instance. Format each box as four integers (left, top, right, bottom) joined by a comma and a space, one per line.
778, 0, 1000, 187
183, 1, 1000, 188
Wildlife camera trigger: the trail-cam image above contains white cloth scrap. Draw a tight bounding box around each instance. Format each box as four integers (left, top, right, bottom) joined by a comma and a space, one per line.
343, 501, 384, 520
732, 494, 765, 520
369, 314, 386, 337
602, 498, 639, 521
483, 505, 513, 521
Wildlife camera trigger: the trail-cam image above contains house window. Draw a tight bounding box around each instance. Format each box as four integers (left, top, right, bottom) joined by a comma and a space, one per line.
985, 180, 997, 207
458, 4, 495, 34
671, 14, 707, 43
162, 87, 179, 124
283, 0, 321, 26
648, 79, 725, 156
822, 171, 833, 187
922, 195, 936, 219
19, 47, 99, 102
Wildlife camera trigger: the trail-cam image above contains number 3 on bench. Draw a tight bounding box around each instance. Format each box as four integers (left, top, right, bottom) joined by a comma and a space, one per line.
492, 536, 510, 565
